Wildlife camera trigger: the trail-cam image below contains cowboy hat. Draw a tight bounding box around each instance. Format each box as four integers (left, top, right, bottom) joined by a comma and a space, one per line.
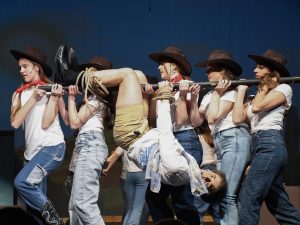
195, 49, 242, 76
10, 46, 52, 77
248, 49, 289, 77
149, 46, 192, 76
78, 56, 113, 71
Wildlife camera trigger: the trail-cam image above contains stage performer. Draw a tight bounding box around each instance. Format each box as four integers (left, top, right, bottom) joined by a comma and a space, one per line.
232, 49, 300, 225
66, 56, 115, 225
189, 50, 251, 225
144, 46, 203, 225
10, 46, 67, 225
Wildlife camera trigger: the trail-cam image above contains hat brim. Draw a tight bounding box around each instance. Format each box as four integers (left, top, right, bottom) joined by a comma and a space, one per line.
195, 59, 242, 76
10, 50, 52, 77
149, 52, 191, 76
78, 63, 109, 71
248, 55, 290, 77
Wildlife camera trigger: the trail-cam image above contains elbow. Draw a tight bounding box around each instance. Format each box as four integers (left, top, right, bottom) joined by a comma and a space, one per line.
251, 105, 261, 114
42, 122, 50, 130
11, 121, 20, 129
207, 117, 218, 124
63, 119, 70, 126
176, 120, 185, 128
207, 119, 214, 124
233, 118, 243, 124
70, 123, 81, 130
191, 121, 202, 128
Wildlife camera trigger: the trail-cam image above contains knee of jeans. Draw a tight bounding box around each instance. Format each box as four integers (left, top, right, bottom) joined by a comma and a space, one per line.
14, 175, 25, 191
26, 164, 47, 185
73, 200, 86, 213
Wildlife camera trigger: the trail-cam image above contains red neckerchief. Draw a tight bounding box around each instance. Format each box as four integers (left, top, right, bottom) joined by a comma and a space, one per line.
170, 74, 183, 83
15, 79, 47, 93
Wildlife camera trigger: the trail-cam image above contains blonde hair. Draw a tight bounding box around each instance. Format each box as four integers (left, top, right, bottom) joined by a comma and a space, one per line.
259, 70, 280, 90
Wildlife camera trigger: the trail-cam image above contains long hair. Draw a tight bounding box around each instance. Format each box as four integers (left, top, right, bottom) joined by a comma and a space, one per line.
259, 70, 280, 91
197, 120, 214, 148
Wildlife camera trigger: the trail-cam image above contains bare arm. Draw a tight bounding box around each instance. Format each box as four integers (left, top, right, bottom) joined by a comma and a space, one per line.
175, 81, 190, 127
252, 86, 286, 113
143, 83, 156, 128
58, 97, 69, 125
11, 89, 45, 129
207, 80, 233, 124
42, 84, 64, 129
232, 85, 249, 124
68, 85, 96, 130
189, 84, 205, 127
102, 146, 123, 176
134, 70, 149, 118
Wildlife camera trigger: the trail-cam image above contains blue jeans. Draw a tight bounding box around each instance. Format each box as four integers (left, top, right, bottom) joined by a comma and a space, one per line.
69, 131, 108, 225
14, 142, 65, 211
238, 129, 300, 225
146, 129, 202, 225
194, 164, 220, 225
121, 178, 149, 225
213, 127, 251, 225
123, 171, 149, 225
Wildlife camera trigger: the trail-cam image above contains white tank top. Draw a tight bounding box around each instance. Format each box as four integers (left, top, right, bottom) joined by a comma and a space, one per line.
21, 90, 64, 160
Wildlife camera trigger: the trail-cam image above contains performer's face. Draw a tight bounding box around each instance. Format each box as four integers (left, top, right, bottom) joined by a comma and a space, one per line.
201, 169, 222, 190
158, 61, 175, 81
254, 64, 271, 79
18, 58, 39, 83
205, 65, 223, 82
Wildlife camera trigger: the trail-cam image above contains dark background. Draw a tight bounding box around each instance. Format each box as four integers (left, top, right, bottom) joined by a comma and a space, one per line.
0, 0, 300, 216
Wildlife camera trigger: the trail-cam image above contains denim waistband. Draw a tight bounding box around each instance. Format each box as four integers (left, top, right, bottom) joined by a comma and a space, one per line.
213, 126, 249, 138
173, 128, 195, 134
251, 129, 283, 137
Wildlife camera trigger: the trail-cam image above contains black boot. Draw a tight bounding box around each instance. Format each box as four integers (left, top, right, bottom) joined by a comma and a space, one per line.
41, 200, 64, 225
68, 47, 79, 72
64, 171, 74, 196
54, 44, 70, 85
54, 44, 80, 86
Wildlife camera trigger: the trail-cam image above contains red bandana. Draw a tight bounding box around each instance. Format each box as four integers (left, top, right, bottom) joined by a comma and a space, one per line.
15, 79, 47, 93
170, 74, 183, 83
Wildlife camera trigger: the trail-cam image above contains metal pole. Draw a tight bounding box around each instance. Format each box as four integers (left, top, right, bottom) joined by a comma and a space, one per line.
38, 77, 300, 92
141, 76, 300, 91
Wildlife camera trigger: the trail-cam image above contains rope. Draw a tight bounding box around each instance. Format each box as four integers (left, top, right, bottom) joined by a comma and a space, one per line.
152, 86, 174, 103
75, 67, 110, 104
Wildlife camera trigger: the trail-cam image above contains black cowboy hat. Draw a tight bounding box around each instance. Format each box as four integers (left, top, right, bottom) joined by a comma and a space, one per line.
10, 46, 52, 77
248, 49, 290, 77
195, 50, 242, 76
149, 46, 192, 76
78, 56, 113, 71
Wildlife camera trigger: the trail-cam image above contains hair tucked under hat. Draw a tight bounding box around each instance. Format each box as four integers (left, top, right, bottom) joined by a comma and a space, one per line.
10, 46, 52, 77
